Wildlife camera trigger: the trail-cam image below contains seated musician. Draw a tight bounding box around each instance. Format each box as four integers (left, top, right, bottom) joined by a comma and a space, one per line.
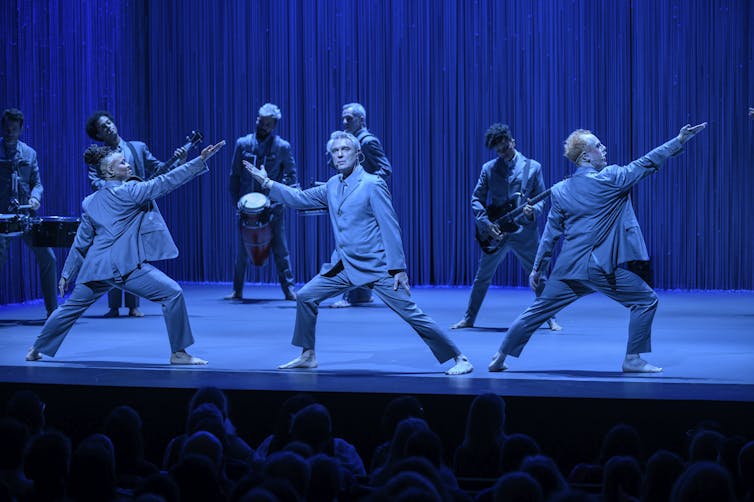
0, 108, 57, 317
450, 123, 560, 331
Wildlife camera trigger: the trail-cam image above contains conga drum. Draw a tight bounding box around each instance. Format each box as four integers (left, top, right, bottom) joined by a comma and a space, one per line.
237, 192, 273, 266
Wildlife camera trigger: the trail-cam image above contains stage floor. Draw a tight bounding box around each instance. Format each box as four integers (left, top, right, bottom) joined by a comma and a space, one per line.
1, 284, 753, 402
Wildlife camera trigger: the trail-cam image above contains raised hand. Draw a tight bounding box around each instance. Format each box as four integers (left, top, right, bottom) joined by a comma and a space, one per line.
242, 160, 270, 185
677, 123, 707, 144
200, 140, 226, 161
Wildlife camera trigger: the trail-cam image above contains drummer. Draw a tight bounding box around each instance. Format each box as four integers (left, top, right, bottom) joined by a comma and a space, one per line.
0, 108, 58, 317
226, 103, 298, 301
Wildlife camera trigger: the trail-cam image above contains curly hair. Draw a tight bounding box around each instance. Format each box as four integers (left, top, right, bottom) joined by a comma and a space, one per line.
563, 129, 593, 164
83, 144, 118, 177
484, 123, 513, 149
85, 110, 115, 140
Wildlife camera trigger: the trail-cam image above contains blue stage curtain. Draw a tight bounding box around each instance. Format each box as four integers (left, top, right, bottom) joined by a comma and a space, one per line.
2, 0, 753, 307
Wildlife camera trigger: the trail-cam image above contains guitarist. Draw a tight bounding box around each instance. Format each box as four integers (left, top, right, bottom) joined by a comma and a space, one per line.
85, 110, 188, 318
451, 123, 560, 331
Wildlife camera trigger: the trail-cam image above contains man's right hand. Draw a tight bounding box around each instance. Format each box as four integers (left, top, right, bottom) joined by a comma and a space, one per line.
243, 160, 270, 186
487, 221, 503, 241
58, 277, 68, 297
200, 140, 226, 161
528, 270, 541, 292
677, 123, 707, 144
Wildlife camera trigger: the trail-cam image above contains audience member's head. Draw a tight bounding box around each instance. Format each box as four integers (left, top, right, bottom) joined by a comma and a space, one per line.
380, 396, 425, 440
405, 430, 445, 468
599, 423, 643, 464
282, 440, 314, 459
520, 454, 567, 499
308, 453, 343, 502
0, 417, 28, 471
493, 471, 544, 502
186, 403, 227, 444
103, 405, 146, 470
642, 450, 684, 502
6, 390, 45, 434
134, 473, 180, 502
465, 393, 507, 445
500, 433, 541, 473
169, 453, 222, 502
383, 470, 441, 501
670, 461, 737, 502
602, 455, 641, 502
739, 440, 754, 497
189, 387, 236, 434
263, 451, 310, 499
68, 433, 117, 502
290, 403, 333, 455
23, 430, 71, 499
268, 393, 317, 454
688, 429, 724, 463
182, 431, 224, 475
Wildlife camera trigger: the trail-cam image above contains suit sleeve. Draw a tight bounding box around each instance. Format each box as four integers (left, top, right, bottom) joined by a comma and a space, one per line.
533, 195, 565, 274
471, 167, 491, 234
514, 162, 547, 226
61, 210, 94, 281
609, 137, 683, 189
279, 142, 299, 188
229, 140, 243, 202
268, 182, 328, 210
128, 157, 208, 206
370, 179, 407, 272
362, 137, 392, 178
28, 149, 44, 202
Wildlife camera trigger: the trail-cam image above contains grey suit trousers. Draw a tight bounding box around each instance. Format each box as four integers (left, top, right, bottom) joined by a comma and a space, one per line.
293, 265, 461, 363
1, 234, 57, 315
34, 263, 194, 356
499, 261, 657, 357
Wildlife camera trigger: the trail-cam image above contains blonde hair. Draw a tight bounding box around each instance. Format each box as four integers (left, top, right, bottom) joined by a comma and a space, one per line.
563, 129, 593, 164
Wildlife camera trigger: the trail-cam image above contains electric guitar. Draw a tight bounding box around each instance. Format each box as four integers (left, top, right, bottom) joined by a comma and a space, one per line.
475, 188, 552, 254
147, 130, 204, 180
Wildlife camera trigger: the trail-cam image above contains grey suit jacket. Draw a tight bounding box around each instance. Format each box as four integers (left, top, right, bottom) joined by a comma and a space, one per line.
268, 165, 406, 285
472, 151, 546, 243
0, 139, 44, 213
88, 140, 164, 191
229, 133, 297, 202
63, 157, 209, 283
533, 137, 683, 280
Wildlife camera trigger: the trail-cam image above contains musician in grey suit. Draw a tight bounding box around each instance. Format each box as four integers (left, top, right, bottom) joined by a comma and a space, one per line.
227, 103, 297, 301
245, 130, 473, 375
452, 123, 560, 331
25, 140, 225, 364
0, 108, 58, 317
489, 123, 706, 373
330, 102, 392, 309
85, 110, 187, 318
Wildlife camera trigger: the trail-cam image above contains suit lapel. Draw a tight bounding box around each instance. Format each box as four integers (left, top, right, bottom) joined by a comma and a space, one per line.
337, 167, 364, 213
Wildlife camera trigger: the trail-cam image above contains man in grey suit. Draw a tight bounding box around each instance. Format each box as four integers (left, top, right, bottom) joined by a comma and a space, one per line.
451, 123, 560, 331
85, 110, 187, 318
226, 103, 297, 301
489, 123, 706, 373
0, 108, 58, 317
330, 102, 392, 308
245, 131, 473, 375
25, 140, 225, 364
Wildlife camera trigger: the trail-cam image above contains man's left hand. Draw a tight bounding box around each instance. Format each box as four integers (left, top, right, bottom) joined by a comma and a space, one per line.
522, 203, 534, 219
28, 197, 40, 211
174, 146, 188, 164
749, 107, 754, 119
393, 271, 411, 295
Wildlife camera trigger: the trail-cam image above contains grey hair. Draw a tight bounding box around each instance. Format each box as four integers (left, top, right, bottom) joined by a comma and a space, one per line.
342, 102, 366, 121
326, 130, 361, 154
258, 103, 282, 120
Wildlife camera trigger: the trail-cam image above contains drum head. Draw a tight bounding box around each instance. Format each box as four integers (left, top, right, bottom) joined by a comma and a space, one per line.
238, 192, 269, 214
